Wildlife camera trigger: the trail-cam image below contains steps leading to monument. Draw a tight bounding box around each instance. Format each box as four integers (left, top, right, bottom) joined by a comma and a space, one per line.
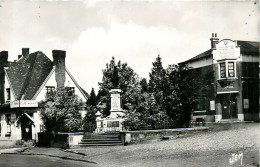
79, 133, 123, 147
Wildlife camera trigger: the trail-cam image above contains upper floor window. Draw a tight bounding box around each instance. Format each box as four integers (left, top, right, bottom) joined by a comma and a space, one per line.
220, 62, 226, 78
228, 62, 235, 77
46, 86, 55, 94
219, 61, 236, 79
65, 87, 75, 96
6, 88, 10, 102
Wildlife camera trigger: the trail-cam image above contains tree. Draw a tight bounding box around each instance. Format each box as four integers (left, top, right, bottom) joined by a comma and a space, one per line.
82, 106, 97, 132
140, 78, 148, 93
123, 92, 170, 130
148, 55, 167, 106
163, 64, 181, 123
87, 88, 97, 106
97, 56, 171, 129
164, 64, 211, 127
177, 65, 199, 127
40, 88, 83, 133
97, 57, 140, 116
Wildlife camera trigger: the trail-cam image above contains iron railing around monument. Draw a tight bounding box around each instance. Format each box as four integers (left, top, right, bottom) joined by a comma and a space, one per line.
123, 120, 205, 131
123, 121, 178, 131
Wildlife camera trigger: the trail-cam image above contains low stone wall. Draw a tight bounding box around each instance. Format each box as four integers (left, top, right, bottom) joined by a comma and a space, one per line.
120, 127, 209, 145
37, 132, 84, 148
67, 133, 84, 147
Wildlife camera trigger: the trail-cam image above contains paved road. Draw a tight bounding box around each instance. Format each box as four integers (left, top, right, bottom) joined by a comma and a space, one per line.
0, 154, 96, 167
1, 123, 259, 167
84, 146, 259, 167
71, 123, 260, 167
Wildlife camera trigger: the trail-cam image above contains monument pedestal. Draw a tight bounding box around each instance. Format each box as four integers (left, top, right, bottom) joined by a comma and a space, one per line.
95, 89, 125, 133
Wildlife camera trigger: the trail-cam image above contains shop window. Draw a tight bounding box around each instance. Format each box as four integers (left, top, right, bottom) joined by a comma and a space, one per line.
6, 88, 10, 102
46, 86, 55, 94
219, 61, 236, 79
66, 87, 75, 96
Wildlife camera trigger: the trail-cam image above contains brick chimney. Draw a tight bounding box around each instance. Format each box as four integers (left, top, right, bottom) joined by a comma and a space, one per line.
210, 33, 219, 49
0, 51, 8, 104
52, 50, 66, 88
0, 51, 8, 67
22, 48, 29, 57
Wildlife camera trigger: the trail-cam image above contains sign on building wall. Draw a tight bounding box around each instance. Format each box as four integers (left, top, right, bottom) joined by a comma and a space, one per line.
10, 100, 38, 108
210, 101, 215, 110
10, 100, 19, 108
213, 40, 240, 62
216, 80, 239, 94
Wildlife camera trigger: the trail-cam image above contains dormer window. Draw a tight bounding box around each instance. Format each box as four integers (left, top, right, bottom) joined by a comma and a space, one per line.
218, 61, 236, 79
6, 88, 10, 102
46, 86, 55, 94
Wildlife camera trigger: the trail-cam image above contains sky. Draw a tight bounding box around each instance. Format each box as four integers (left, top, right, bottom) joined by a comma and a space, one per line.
0, 0, 259, 94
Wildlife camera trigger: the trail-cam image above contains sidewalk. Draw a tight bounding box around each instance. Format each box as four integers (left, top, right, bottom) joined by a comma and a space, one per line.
0, 146, 97, 164
0, 146, 28, 154
22, 147, 96, 164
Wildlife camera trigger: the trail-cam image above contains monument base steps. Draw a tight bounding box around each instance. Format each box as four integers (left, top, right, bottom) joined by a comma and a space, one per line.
79, 132, 123, 147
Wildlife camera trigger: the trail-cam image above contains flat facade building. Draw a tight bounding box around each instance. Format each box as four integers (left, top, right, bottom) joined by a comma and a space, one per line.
180, 34, 259, 122
0, 49, 88, 146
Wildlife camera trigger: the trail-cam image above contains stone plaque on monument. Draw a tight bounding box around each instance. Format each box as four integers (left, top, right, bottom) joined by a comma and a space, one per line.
111, 93, 121, 111
109, 89, 122, 112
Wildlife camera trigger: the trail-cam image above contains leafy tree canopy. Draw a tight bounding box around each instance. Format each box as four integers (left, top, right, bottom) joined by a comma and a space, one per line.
148, 55, 167, 106
87, 88, 97, 106
40, 88, 83, 132
97, 57, 141, 116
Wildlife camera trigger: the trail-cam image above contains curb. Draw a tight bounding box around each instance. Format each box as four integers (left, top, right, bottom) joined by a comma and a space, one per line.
64, 150, 88, 156
20, 153, 97, 164
0, 147, 96, 164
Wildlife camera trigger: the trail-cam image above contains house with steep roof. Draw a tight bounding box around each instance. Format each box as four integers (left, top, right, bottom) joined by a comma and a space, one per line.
179, 34, 260, 122
0, 49, 88, 145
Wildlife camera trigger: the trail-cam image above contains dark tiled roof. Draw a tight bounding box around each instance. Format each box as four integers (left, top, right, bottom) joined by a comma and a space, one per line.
179, 40, 259, 64
179, 49, 212, 64
237, 40, 259, 54
6, 51, 53, 100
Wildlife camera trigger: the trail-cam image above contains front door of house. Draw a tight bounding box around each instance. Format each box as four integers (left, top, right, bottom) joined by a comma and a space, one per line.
21, 114, 33, 141
221, 94, 238, 119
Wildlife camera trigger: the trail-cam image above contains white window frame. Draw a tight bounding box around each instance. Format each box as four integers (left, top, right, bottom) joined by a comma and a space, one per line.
218, 60, 237, 79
